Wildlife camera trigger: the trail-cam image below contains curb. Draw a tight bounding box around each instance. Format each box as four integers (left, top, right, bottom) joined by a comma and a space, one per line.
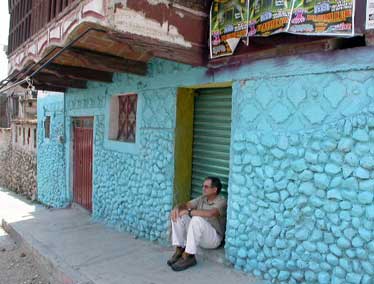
1, 218, 94, 284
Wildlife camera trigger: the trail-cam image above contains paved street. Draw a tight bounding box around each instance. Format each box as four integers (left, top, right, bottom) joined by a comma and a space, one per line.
0, 226, 49, 284
0, 188, 263, 284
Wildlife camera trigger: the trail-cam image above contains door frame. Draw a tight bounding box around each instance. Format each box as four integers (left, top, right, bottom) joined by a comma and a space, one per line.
70, 116, 95, 212
173, 83, 233, 206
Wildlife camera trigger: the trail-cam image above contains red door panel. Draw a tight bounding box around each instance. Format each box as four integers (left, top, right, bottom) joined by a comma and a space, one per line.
73, 117, 93, 212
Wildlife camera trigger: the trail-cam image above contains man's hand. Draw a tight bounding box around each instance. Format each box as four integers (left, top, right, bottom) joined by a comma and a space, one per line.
171, 208, 180, 222
171, 208, 188, 222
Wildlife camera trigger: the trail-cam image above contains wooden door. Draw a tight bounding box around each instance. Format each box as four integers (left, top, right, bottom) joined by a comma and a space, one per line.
73, 117, 93, 211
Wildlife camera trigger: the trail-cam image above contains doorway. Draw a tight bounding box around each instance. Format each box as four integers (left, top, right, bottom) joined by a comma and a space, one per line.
72, 117, 94, 211
191, 88, 232, 198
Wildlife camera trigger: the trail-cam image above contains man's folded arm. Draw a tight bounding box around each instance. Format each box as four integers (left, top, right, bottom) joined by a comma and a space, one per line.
190, 208, 220, 218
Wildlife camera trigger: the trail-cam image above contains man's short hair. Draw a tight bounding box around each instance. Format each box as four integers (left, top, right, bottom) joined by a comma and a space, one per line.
205, 177, 222, 194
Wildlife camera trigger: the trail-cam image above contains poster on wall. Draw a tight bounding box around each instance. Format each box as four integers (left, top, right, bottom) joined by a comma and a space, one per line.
366, 0, 374, 30
288, 0, 355, 36
210, 0, 250, 58
248, 0, 293, 37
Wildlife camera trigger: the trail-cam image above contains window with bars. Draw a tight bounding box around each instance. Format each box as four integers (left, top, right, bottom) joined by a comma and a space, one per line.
109, 94, 137, 143
27, 128, 31, 145
34, 128, 37, 148
44, 116, 51, 139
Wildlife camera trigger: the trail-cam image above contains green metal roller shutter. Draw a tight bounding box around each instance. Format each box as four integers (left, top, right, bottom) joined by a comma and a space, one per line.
191, 88, 232, 199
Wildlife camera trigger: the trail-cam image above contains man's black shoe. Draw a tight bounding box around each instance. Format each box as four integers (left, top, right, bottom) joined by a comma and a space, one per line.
171, 253, 197, 271
167, 247, 184, 266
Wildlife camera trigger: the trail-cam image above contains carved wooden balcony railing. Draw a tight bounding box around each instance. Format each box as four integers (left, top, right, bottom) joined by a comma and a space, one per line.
8, 0, 78, 54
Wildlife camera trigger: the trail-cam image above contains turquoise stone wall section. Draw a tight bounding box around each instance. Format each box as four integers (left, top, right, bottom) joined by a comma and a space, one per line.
227, 70, 374, 284
37, 93, 68, 207
39, 47, 374, 283
65, 68, 180, 240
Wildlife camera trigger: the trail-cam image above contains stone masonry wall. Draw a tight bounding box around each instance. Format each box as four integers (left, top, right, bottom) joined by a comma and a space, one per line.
39, 48, 374, 282
66, 83, 177, 241
0, 124, 37, 200
226, 71, 374, 284
38, 60, 189, 241
8, 145, 37, 199
0, 128, 11, 187
37, 94, 67, 207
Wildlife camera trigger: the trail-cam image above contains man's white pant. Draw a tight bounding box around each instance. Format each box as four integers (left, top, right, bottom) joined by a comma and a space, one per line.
171, 215, 222, 255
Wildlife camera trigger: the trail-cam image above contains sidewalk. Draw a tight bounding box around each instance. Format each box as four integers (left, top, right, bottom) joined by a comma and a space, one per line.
0, 188, 263, 284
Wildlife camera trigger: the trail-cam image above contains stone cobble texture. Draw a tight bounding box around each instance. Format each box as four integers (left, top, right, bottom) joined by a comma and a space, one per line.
0, 128, 36, 200
37, 94, 67, 207
8, 147, 36, 200
0, 129, 11, 188
88, 90, 176, 241
226, 74, 374, 283
37, 54, 374, 283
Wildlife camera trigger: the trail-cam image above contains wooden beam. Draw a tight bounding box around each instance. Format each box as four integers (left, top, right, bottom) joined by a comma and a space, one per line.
208, 37, 333, 69
43, 64, 113, 83
34, 85, 66, 93
53, 47, 148, 75
33, 73, 87, 89
21, 81, 66, 92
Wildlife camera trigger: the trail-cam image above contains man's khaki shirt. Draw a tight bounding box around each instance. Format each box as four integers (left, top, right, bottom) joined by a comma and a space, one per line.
189, 195, 227, 237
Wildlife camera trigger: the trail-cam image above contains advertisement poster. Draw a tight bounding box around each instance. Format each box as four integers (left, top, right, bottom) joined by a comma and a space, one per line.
366, 0, 374, 30
288, 0, 355, 36
248, 0, 293, 37
210, 0, 249, 58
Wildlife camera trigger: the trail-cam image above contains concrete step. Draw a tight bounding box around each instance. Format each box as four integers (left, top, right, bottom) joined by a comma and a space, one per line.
197, 246, 231, 266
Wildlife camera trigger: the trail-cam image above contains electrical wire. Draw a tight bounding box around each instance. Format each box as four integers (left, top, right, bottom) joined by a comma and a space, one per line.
0, 27, 106, 94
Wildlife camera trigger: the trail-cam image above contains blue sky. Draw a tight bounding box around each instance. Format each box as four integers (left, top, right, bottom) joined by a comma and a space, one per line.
0, 1, 10, 81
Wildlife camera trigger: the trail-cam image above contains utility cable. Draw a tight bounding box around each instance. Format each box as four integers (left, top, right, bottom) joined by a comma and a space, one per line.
0, 27, 106, 94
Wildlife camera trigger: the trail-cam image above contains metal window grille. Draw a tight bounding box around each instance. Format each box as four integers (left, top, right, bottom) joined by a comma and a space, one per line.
117, 94, 137, 143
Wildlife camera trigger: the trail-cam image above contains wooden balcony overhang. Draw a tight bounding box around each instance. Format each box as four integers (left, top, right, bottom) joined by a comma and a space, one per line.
7, 0, 210, 92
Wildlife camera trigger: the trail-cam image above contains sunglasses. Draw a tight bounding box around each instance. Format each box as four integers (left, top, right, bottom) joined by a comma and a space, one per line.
202, 184, 214, 189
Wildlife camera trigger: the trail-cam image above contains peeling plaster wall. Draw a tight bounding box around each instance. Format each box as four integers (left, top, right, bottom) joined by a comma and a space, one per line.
173, 0, 211, 11
112, 6, 192, 48
110, 0, 208, 50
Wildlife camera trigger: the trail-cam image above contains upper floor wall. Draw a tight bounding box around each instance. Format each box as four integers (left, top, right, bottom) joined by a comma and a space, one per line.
7, 0, 210, 82
7, 0, 372, 94
8, 0, 79, 55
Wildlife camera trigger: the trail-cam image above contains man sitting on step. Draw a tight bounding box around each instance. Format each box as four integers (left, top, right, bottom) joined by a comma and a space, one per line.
168, 176, 227, 271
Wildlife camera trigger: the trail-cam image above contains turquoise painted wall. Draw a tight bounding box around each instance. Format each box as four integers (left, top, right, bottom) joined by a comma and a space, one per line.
64, 60, 182, 240
228, 73, 374, 284
38, 47, 374, 283
37, 93, 68, 207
